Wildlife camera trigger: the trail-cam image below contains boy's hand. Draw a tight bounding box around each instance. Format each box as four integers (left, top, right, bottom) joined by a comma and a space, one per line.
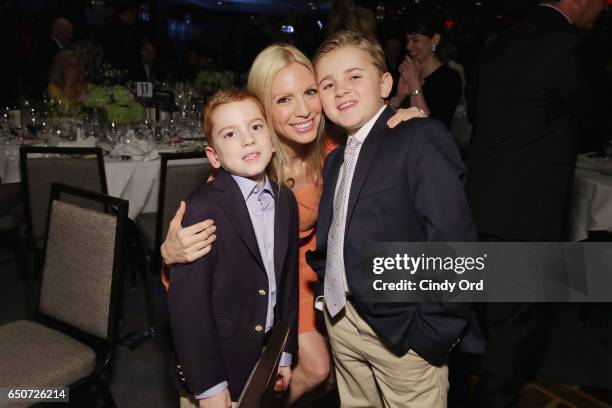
274, 366, 292, 392
199, 388, 231, 408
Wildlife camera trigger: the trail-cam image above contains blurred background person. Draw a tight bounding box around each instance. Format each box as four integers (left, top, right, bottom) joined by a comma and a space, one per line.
178, 47, 202, 82
73, 27, 104, 85
104, 0, 139, 77
30, 16, 73, 98
388, 16, 461, 129
47, 50, 91, 115
0, 1, 26, 104
466, 0, 610, 406
383, 36, 404, 97
130, 42, 162, 83
326, 0, 377, 42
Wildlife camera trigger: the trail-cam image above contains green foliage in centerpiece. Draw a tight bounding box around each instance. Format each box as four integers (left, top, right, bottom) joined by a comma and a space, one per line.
194, 71, 236, 95
83, 85, 144, 124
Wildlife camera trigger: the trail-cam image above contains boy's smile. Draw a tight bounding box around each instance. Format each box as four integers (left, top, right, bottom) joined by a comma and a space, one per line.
316, 46, 392, 135
205, 99, 274, 185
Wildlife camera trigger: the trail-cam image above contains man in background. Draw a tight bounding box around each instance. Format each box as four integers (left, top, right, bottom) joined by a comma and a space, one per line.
104, 0, 139, 76
130, 42, 161, 83
466, 0, 609, 406
30, 17, 73, 97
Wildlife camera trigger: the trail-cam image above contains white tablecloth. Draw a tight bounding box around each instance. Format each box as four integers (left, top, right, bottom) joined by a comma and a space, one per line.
570, 167, 612, 241
104, 158, 161, 219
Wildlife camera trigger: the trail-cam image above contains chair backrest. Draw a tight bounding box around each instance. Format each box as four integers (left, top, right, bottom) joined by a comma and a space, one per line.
156, 152, 212, 250
37, 183, 127, 344
236, 321, 291, 408
20, 146, 108, 241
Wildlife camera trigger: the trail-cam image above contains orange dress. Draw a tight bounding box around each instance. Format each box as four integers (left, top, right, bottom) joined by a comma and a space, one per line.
296, 138, 338, 334
294, 181, 322, 334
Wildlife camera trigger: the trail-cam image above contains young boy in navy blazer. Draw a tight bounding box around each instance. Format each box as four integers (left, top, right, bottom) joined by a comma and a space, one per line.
308, 31, 481, 407
168, 89, 298, 408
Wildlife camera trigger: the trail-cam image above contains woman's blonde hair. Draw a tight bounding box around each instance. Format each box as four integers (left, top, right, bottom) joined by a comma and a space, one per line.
247, 44, 326, 187
49, 50, 84, 88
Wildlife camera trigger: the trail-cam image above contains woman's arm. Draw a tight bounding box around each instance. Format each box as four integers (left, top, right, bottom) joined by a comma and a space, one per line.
160, 201, 217, 291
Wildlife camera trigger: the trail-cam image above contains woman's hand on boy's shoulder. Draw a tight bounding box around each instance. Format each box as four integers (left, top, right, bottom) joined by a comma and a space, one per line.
386, 106, 427, 129
161, 200, 217, 265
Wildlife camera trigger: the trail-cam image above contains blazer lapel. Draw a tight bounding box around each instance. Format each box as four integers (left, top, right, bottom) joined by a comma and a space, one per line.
345, 107, 394, 232
214, 170, 266, 271
273, 184, 289, 287
317, 150, 344, 247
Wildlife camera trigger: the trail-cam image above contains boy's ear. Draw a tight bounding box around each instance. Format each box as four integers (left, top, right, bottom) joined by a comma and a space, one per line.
205, 146, 222, 169
380, 72, 393, 99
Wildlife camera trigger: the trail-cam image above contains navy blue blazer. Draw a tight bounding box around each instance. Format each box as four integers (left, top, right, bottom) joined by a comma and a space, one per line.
466, 5, 610, 242
308, 107, 483, 365
168, 169, 299, 401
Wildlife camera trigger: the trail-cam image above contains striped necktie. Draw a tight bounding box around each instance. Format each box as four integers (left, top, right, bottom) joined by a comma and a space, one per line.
325, 136, 361, 317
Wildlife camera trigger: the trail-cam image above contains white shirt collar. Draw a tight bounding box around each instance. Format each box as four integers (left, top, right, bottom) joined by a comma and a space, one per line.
231, 174, 274, 200
51, 35, 64, 50
539, 3, 573, 24
351, 105, 386, 144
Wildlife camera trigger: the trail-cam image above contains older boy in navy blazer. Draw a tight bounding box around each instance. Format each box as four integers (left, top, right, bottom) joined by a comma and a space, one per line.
308, 31, 481, 407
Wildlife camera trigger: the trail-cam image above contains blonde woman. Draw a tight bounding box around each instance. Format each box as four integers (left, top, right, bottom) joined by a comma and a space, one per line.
161, 44, 425, 405
48, 50, 91, 114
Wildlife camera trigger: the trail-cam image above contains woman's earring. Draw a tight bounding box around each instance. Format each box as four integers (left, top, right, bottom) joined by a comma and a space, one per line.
432, 44, 437, 52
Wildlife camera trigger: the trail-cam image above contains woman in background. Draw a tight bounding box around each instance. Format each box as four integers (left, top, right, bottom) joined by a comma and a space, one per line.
48, 50, 91, 114
388, 16, 461, 128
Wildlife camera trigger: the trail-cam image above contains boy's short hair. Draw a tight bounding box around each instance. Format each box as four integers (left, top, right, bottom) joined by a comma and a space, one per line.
313, 30, 388, 75
202, 88, 265, 149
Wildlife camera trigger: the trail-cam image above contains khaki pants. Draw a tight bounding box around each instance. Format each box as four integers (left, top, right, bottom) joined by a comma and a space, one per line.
324, 301, 448, 408
179, 395, 236, 408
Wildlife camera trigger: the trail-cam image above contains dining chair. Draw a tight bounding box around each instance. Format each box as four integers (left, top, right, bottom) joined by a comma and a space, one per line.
19, 146, 108, 244
19, 146, 108, 317
0, 183, 128, 407
125, 151, 211, 349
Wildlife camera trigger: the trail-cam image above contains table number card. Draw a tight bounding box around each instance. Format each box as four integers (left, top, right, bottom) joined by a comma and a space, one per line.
136, 82, 153, 98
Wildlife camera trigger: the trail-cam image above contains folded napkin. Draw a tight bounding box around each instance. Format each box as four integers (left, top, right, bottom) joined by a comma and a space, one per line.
576, 154, 612, 175
111, 137, 159, 161
57, 135, 97, 148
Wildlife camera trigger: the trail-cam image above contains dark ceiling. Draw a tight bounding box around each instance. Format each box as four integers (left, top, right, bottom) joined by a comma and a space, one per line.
170, 0, 334, 13
169, 0, 541, 16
